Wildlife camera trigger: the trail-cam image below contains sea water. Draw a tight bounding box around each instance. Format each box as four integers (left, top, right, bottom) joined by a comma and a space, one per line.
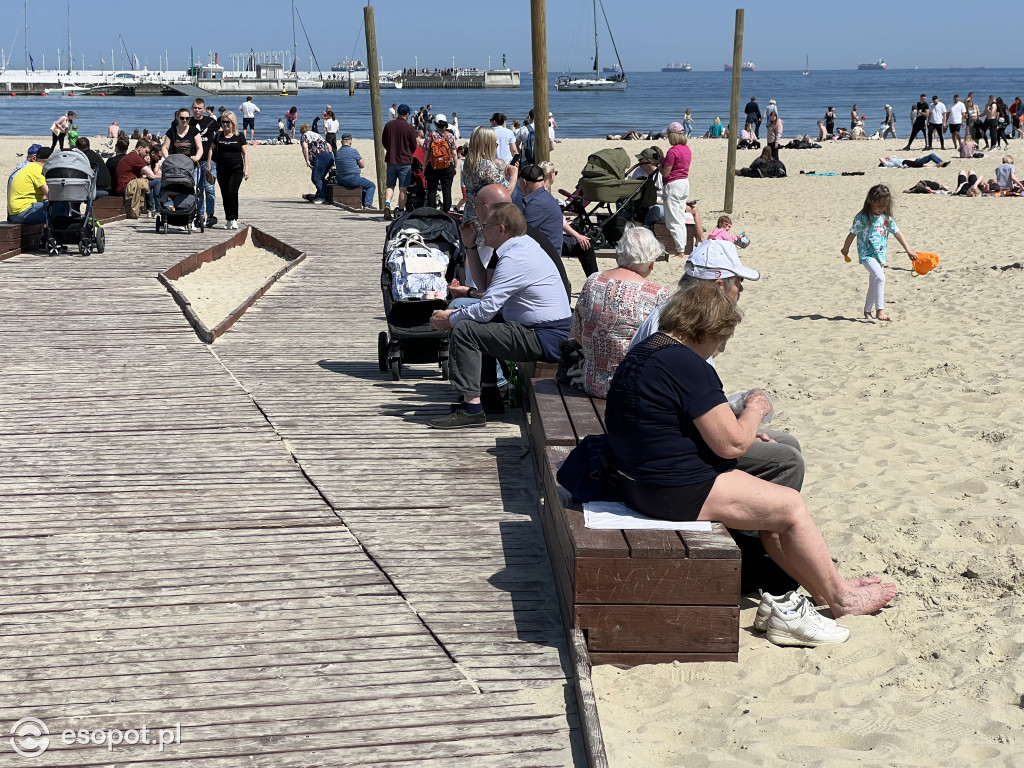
2, 69, 1023, 141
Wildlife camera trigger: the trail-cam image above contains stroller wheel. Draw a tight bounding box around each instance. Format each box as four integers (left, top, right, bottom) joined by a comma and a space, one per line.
78, 242, 91, 257
377, 332, 389, 372
46, 239, 60, 256
95, 228, 105, 253
390, 358, 402, 381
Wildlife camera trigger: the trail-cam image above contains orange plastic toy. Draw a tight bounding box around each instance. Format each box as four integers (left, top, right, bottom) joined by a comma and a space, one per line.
912, 252, 940, 276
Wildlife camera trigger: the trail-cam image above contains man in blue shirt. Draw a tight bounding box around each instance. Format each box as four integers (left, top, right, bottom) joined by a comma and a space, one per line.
333, 133, 376, 208
512, 164, 563, 252
428, 202, 572, 429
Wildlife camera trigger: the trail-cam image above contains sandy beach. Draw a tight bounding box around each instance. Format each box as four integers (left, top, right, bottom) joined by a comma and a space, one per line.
4, 132, 1024, 766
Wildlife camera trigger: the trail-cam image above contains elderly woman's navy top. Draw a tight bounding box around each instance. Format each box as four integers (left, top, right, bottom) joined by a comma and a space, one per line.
605, 332, 737, 486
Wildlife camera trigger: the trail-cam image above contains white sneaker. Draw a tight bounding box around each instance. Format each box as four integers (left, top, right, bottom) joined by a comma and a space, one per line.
765, 596, 850, 647
753, 590, 801, 631
230, 220, 239, 229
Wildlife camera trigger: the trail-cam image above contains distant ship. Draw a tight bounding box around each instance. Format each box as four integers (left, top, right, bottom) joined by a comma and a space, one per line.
724, 61, 755, 72
331, 58, 366, 72
601, 64, 622, 74
662, 63, 692, 72
858, 58, 887, 70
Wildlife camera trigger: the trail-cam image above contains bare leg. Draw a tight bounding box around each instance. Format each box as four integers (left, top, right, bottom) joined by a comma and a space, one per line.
699, 470, 897, 617
761, 532, 880, 605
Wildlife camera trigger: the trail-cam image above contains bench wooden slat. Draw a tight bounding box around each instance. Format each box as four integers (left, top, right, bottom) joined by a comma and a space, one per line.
529, 378, 576, 446
558, 382, 604, 443
622, 529, 688, 558
574, 556, 740, 605
578, 605, 739, 653
589, 651, 738, 666
680, 525, 743, 560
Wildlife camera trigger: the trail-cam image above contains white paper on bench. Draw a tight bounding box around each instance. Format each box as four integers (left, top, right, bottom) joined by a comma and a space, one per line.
583, 501, 713, 531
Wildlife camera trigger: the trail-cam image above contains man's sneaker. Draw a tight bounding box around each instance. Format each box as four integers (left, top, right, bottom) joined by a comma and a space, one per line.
428, 409, 486, 430
384, 206, 392, 220
312, 198, 324, 205
206, 215, 218, 227
753, 590, 801, 631
765, 596, 850, 647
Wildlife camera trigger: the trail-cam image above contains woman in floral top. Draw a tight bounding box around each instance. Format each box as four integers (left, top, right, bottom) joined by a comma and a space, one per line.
571, 226, 669, 398
461, 125, 518, 223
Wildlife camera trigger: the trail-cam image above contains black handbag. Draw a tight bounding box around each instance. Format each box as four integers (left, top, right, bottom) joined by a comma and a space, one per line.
556, 434, 621, 504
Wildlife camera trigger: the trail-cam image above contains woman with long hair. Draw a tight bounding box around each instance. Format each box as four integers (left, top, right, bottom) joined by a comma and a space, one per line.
461, 125, 518, 223
209, 111, 249, 229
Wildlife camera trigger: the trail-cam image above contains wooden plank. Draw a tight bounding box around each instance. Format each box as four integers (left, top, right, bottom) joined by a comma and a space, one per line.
558, 380, 605, 440
589, 650, 738, 666
570, 627, 610, 768
573, 557, 741, 605
680, 522, 743, 560
528, 377, 576, 446
576, 604, 739, 653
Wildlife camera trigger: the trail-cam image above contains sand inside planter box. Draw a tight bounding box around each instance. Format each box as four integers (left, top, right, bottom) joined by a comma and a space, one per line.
171, 231, 292, 330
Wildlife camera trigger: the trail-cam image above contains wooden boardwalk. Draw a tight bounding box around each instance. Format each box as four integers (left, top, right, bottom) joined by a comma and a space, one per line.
0, 202, 581, 766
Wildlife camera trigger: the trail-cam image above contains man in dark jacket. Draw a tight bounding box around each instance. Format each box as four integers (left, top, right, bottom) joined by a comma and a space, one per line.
744, 97, 762, 139
74, 137, 111, 196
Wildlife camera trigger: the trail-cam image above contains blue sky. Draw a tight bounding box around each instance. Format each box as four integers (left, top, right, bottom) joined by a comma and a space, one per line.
7, 1, 1024, 73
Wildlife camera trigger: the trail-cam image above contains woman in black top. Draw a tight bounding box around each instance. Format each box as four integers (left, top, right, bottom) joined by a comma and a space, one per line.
605, 282, 897, 620
161, 108, 203, 166
209, 111, 249, 229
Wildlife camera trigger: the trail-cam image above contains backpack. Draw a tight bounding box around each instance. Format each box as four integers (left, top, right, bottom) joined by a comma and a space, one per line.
523, 124, 536, 163
428, 132, 452, 169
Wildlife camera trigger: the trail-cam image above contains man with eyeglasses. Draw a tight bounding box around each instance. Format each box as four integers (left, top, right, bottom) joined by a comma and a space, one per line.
427, 202, 571, 429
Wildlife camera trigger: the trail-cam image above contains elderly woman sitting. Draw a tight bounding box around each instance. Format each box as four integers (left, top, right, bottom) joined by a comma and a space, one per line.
605, 282, 897, 645
570, 226, 669, 398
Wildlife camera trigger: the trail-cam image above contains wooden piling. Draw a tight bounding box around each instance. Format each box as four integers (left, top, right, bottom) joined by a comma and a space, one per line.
364, 4, 386, 209
530, 0, 550, 164
724, 8, 744, 214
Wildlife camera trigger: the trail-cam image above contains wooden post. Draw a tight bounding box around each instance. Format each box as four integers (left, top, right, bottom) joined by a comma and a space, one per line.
364, 4, 386, 210
530, 0, 550, 164
724, 8, 744, 214
348, 70, 354, 96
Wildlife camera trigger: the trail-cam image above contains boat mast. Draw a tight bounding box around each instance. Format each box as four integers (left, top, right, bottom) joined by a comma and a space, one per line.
66, 3, 71, 75
24, 0, 28, 72
291, 0, 297, 73
592, 0, 599, 75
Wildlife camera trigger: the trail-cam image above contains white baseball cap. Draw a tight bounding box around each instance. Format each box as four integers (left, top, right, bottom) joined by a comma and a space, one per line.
433, 114, 447, 124
685, 240, 760, 281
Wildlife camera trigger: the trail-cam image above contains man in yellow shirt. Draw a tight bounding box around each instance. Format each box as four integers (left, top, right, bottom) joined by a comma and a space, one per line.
7, 147, 51, 224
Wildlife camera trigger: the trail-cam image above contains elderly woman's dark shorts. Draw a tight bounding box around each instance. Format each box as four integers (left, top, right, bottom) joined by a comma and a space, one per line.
618, 474, 717, 522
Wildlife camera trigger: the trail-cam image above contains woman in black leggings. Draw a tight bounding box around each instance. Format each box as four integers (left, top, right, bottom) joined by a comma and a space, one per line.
208, 111, 249, 229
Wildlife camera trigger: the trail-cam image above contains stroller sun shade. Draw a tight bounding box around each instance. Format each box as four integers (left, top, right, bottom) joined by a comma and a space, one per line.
160, 154, 197, 191
42, 150, 95, 202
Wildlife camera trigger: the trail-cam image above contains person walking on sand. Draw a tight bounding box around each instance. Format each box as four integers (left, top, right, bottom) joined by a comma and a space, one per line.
239, 96, 260, 143
381, 104, 418, 219
850, 104, 859, 133
208, 111, 248, 230
927, 95, 947, 150
904, 95, 929, 150
744, 97, 762, 139
882, 104, 898, 139
50, 111, 76, 151
824, 106, 836, 138
840, 184, 918, 322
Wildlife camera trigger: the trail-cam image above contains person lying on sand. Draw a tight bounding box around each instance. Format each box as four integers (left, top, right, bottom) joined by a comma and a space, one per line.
879, 154, 950, 168
903, 180, 950, 194
606, 130, 644, 140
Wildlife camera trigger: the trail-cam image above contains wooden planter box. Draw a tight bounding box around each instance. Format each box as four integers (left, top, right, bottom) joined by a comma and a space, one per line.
158, 226, 305, 343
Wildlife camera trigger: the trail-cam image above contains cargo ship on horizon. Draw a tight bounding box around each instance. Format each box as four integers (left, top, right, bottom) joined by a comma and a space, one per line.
858, 58, 888, 70
724, 61, 755, 72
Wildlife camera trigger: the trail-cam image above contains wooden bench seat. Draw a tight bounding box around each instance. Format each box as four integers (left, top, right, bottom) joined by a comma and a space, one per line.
652, 221, 696, 256
326, 183, 369, 208
0, 222, 45, 261
92, 194, 126, 224
525, 373, 741, 666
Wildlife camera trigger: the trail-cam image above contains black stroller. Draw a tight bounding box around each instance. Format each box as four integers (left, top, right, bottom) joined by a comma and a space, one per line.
155, 154, 204, 234
377, 207, 464, 381
41, 150, 106, 256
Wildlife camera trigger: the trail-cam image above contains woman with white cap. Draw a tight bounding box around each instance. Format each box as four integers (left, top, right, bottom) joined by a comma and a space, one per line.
660, 122, 692, 259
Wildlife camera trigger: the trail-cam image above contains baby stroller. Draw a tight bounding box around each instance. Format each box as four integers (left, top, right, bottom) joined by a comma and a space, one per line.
155, 154, 204, 234
378, 207, 464, 381
563, 148, 655, 249
41, 150, 105, 256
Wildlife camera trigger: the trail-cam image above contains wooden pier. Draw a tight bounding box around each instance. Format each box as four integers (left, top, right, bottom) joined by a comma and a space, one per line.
0, 201, 585, 765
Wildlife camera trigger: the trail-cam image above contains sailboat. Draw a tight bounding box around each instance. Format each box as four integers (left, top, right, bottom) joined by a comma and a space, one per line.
556, 0, 626, 92
802, 55, 809, 76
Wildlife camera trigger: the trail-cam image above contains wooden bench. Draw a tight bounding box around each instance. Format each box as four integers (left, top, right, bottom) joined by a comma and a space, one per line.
0, 223, 45, 261
92, 195, 126, 224
525, 371, 741, 666
326, 184, 368, 208
652, 221, 696, 256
